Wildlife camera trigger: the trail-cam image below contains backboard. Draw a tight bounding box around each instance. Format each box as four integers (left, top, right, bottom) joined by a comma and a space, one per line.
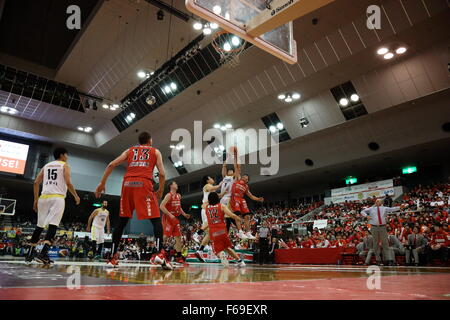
186, 0, 335, 64
0, 198, 16, 216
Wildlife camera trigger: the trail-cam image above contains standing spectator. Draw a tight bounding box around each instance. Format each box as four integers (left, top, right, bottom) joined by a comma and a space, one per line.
405, 226, 427, 266
360, 199, 402, 265
256, 221, 270, 265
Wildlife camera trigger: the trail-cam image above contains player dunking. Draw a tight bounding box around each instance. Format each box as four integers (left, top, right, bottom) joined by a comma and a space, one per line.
229, 147, 264, 239
203, 192, 245, 267
160, 181, 190, 264
86, 200, 110, 260
25, 147, 81, 265
95, 132, 171, 269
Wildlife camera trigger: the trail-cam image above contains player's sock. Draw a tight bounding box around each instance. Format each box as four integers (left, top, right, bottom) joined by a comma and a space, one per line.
199, 245, 205, 251
30, 226, 44, 243
40, 243, 50, 256
91, 240, 97, 254
96, 243, 103, 256
150, 217, 163, 252
112, 217, 129, 254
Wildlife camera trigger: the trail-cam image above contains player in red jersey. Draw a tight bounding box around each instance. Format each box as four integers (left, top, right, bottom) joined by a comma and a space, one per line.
160, 181, 190, 264
202, 192, 246, 267
95, 132, 171, 269
228, 152, 264, 239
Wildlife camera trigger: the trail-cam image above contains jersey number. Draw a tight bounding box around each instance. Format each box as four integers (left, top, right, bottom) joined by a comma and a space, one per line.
132, 148, 150, 161
208, 207, 221, 224
47, 169, 57, 180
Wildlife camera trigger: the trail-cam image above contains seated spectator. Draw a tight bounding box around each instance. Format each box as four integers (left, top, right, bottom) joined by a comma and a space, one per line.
405, 226, 427, 266
428, 223, 449, 264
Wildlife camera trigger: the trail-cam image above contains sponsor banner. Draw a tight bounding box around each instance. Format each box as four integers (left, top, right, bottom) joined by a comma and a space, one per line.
330, 187, 394, 203
331, 179, 393, 197
0, 139, 29, 174
48, 247, 70, 258
56, 230, 73, 237
73, 231, 112, 240
313, 219, 328, 229
186, 250, 253, 263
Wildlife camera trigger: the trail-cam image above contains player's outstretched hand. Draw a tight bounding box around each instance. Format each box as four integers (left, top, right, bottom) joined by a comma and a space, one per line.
75, 195, 81, 205
95, 183, 105, 198
184, 214, 191, 219
258, 197, 264, 202
33, 200, 38, 213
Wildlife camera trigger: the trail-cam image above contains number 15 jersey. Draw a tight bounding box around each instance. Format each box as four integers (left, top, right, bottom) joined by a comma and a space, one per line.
41, 161, 67, 197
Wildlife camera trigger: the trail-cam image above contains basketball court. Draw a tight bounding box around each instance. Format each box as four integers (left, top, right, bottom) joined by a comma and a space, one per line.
0, 0, 449, 305
1, 258, 449, 300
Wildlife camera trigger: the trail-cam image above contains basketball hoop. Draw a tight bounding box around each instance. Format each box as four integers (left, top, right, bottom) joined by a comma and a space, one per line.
212, 31, 247, 68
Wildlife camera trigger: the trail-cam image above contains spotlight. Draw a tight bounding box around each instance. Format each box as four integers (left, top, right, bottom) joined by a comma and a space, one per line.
164, 86, 171, 94
77, 126, 84, 131
269, 125, 277, 133
219, 145, 225, 151
213, 124, 221, 129
203, 26, 212, 35
112, 104, 119, 109
103, 104, 109, 109
193, 22, 203, 30
137, 70, 146, 78
396, 47, 407, 54
225, 12, 230, 20
223, 42, 231, 52
213, 5, 222, 14
231, 36, 240, 47
220, 126, 226, 131
278, 94, 286, 100
225, 123, 232, 129
170, 82, 177, 90
170, 145, 176, 149
210, 22, 219, 30
157, 10, 164, 21
276, 122, 284, 130
292, 93, 301, 100
285, 96, 293, 103
350, 94, 359, 102
383, 52, 394, 60
0, 106, 18, 114
377, 47, 389, 55
339, 98, 349, 106
84, 127, 92, 133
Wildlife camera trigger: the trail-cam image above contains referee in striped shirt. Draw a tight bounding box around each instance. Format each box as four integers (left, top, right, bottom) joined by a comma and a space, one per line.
257, 221, 270, 265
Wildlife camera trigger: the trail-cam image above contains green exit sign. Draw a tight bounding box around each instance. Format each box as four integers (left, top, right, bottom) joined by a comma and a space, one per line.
93, 203, 102, 207
345, 177, 357, 185
402, 166, 417, 174
191, 205, 199, 209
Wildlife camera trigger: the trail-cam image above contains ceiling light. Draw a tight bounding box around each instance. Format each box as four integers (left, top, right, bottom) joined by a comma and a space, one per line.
0, 106, 7, 112
170, 82, 177, 90
377, 47, 389, 55
77, 126, 84, 131
396, 47, 407, 54
203, 27, 212, 35
269, 125, 277, 133
1, 106, 18, 114
214, 147, 219, 153
164, 86, 171, 94
225, 12, 231, 20
170, 145, 176, 149
350, 94, 359, 102
285, 96, 293, 103
223, 42, 231, 52
292, 93, 301, 100
225, 123, 232, 129
130, 113, 136, 119
220, 126, 227, 131
339, 98, 349, 106
210, 23, 219, 30
102, 104, 109, 109
213, 5, 222, 14
193, 22, 203, 30
150, 71, 154, 75
137, 71, 146, 78
384, 52, 394, 60
112, 104, 119, 109
213, 123, 221, 129
231, 36, 240, 47
219, 145, 225, 151
278, 94, 286, 100
276, 122, 284, 130
84, 127, 92, 133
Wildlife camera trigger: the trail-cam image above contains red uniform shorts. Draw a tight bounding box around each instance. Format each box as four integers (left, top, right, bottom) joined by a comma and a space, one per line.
210, 230, 232, 255
162, 214, 181, 237
120, 178, 160, 220
230, 197, 250, 215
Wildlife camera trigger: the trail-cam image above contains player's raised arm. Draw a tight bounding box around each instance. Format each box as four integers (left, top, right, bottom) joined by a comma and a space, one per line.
155, 149, 166, 200
159, 193, 175, 219
246, 189, 264, 202
233, 147, 241, 180
64, 164, 80, 205
222, 160, 227, 178
86, 209, 98, 232
205, 181, 223, 193
33, 168, 44, 213
95, 149, 128, 198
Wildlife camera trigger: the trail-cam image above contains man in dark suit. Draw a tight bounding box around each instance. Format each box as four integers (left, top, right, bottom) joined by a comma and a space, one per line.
405, 226, 427, 266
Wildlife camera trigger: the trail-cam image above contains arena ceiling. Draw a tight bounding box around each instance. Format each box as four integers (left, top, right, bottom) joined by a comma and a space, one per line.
0, 0, 449, 187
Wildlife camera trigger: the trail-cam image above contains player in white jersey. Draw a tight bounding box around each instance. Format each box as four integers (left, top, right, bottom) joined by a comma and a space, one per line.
220, 148, 247, 240
25, 147, 80, 265
87, 200, 110, 260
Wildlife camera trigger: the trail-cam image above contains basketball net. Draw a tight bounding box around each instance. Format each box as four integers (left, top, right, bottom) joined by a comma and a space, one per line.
212, 31, 247, 68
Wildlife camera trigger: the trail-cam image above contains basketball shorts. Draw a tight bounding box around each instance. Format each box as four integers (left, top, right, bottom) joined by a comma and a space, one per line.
210, 230, 232, 255
220, 195, 231, 206
120, 178, 160, 220
230, 197, 250, 215
201, 208, 208, 226
163, 214, 181, 237
37, 196, 65, 228
91, 226, 105, 244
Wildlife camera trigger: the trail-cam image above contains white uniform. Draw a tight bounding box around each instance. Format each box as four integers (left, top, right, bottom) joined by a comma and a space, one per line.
91, 208, 109, 244
37, 161, 67, 228
220, 175, 234, 206
201, 185, 210, 225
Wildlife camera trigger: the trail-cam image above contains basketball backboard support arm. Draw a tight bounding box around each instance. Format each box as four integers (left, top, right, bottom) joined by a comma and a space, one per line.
246, 0, 336, 37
